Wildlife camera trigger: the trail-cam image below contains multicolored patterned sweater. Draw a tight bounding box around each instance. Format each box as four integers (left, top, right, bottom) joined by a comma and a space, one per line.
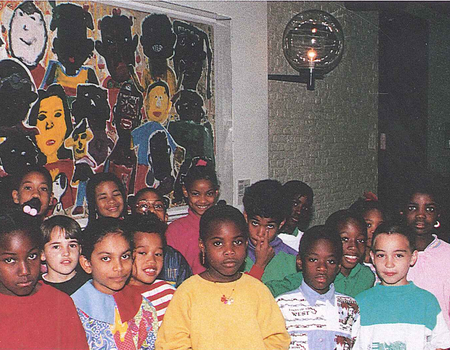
72, 280, 158, 350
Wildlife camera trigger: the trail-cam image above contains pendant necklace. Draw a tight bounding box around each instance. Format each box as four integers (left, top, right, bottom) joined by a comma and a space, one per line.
207, 271, 239, 305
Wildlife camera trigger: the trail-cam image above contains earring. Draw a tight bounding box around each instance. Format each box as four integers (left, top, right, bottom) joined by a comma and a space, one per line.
434, 221, 441, 228
201, 251, 205, 265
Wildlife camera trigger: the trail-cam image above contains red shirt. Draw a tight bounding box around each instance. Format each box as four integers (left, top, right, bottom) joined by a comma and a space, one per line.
0, 282, 89, 350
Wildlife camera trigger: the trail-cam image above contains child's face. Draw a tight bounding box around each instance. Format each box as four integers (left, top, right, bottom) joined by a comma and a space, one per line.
302, 238, 341, 294
339, 220, 366, 275
131, 232, 164, 286
403, 193, 438, 237
246, 214, 282, 247
12, 171, 52, 216
286, 194, 312, 229
133, 191, 167, 222
0, 230, 41, 296
182, 179, 218, 217
199, 221, 247, 283
370, 233, 418, 286
364, 209, 384, 248
80, 233, 132, 295
41, 227, 80, 280
95, 181, 124, 219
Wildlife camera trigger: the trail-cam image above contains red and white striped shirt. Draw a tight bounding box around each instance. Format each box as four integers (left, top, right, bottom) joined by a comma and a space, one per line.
141, 279, 176, 325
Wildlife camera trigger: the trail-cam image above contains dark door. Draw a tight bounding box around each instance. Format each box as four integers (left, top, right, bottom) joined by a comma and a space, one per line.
378, 10, 429, 214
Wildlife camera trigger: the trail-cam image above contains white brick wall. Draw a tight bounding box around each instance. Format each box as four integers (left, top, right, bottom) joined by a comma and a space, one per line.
268, 2, 379, 225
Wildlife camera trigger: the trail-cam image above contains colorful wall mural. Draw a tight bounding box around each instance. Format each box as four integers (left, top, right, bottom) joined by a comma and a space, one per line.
0, 1, 215, 218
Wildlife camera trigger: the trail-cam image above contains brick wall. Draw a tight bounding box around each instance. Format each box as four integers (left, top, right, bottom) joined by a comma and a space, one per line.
268, 2, 379, 225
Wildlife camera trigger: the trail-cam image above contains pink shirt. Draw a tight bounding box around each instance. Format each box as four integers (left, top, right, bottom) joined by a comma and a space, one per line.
407, 235, 450, 328
166, 209, 205, 274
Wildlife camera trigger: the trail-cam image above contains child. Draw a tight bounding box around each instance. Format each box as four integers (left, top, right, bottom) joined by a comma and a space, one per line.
11, 166, 53, 220
130, 187, 192, 287
72, 218, 158, 350
165, 157, 219, 274
40, 215, 90, 295
128, 214, 176, 325
155, 204, 291, 350
276, 225, 359, 349
349, 193, 386, 265
0, 212, 88, 349
401, 184, 450, 329
267, 210, 375, 298
278, 180, 313, 252
354, 222, 450, 349
243, 179, 298, 284
86, 172, 127, 223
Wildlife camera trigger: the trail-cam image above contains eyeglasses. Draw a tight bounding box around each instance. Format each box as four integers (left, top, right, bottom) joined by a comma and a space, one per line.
135, 200, 166, 212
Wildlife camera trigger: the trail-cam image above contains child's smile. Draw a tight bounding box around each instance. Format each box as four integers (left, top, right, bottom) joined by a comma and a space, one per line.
338, 221, 366, 276
131, 232, 164, 286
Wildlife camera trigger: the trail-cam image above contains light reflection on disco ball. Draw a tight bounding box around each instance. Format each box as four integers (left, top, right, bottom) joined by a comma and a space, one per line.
283, 10, 344, 74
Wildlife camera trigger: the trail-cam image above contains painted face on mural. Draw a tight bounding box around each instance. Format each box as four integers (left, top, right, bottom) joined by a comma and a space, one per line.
35, 95, 68, 163
175, 89, 205, 123
72, 84, 110, 129
0, 135, 38, 175
50, 3, 94, 75
114, 82, 143, 131
145, 83, 172, 124
64, 119, 93, 161
9, 2, 47, 68
141, 14, 176, 60
96, 13, 138, 83
174, 22, 208, 91
0, 59, 37, 128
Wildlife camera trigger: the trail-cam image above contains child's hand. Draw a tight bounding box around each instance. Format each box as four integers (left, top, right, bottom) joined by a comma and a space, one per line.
254, 230, 275, 269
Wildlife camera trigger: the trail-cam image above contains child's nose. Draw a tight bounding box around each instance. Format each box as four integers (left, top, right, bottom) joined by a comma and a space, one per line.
18, 260, 31, 276
113, 259, 124, 272
61, 246, 70, 256
385, 256, 394, 268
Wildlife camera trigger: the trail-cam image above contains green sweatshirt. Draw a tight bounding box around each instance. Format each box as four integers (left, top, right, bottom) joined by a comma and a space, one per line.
266, 263, 375, 298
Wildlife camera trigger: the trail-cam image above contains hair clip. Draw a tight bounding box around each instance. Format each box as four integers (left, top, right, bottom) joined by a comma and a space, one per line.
363, 191, 378, 202
196, 159, 207, 167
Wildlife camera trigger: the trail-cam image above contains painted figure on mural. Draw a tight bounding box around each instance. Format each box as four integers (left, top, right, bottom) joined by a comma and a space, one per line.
8, 1, 47, 87
42, 2, 98, 99
0, 59, 38, 137
95, 9, 139, 112
173, 20, 212, 99
64, 118, 95, 216
132, 80, 184, 195
28, 84, 75, 210
106, 81, 141, 195
140, 13, 177, 97
0, 134, 38, 176
71, 84, 113, 168
169, 89, 214, 203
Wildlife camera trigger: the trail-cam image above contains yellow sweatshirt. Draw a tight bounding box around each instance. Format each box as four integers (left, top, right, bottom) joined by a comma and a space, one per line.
155, 273, 290, 350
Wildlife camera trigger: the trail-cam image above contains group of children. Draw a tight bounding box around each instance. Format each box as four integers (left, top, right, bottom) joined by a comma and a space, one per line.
2, 159, 450, 350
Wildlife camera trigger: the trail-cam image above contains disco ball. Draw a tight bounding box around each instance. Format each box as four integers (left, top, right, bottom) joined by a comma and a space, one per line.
283, 10, 344, 75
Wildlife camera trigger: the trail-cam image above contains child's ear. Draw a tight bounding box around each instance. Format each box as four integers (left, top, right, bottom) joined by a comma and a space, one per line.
296, 254, 302, 271
79, 255, 92, 274
410, 250, 419, 267
243, 211, 248, 223
182, 185, 188, 198
12, 190, 19, 204
41, 251, 46, 262
198, 239, 205, 253
369, 250, 375, 265
278, 219, 286, 230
